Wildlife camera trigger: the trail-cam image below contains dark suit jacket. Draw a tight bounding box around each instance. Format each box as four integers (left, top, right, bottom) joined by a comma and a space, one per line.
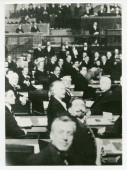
63, 62, 73, 76
47, 96, 66, 130
43, 46, 55, 59
33, 48, 43, 60
26, 143, 71, 165
74, 73, 88, 91
5, 106, 25, 138
100, 60, 111, 75
31, 26, 40, 32
18, 74, 36, 92
69, 116, 97, 165
48, 74, 60, 86
90, 26, 100, 35
91, 90, 113, 115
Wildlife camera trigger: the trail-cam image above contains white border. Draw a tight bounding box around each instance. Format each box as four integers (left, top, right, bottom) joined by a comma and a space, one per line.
1, 0, 127, 169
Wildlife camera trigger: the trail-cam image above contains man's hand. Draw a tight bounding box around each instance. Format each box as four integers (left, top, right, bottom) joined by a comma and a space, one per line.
19, 96, 27, 105
98, 127, 106, 134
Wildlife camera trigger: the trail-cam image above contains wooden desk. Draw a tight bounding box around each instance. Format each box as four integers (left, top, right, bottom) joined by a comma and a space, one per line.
96, 138, 122, 165
86, 115, 119, 128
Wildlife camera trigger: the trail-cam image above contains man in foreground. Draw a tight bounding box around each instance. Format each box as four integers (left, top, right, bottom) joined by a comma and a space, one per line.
26, 116, 76, 165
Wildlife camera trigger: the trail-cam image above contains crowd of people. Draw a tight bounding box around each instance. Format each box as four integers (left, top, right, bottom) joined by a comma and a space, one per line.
5, 4, 122, 163
7, 3, 122, 30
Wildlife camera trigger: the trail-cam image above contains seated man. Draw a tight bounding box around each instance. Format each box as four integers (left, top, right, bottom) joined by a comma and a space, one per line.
15, 23, 24, 33
34, 59, 49, 89
26, 116, 76, 165
5, 89, 26, 138
18, 67, 36, 91
68, 97, 97, 165
47, 81, 67, 130
75, 66, 88, 91
31, 22, 40, 32
7, 55, 17, 71
98, 116, 122, 138
33, 44, 43, 60
61, 75, 72, 107
5, 71, 27, 112
48, 66, 61, 85
88, 76, 113, 115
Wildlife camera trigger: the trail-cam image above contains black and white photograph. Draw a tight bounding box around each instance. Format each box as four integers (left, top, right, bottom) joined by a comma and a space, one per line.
1, 0, 125, 167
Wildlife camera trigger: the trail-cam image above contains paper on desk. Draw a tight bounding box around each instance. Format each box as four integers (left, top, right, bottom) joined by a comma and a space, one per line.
86, 118, 112, 125
37, 117, 48, 126
15, 117, 33, 127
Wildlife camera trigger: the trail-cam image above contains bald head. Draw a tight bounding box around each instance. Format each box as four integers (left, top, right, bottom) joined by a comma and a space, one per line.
61, 76, 72, 88
8, 72, 19, 86
100, 76, 111, 91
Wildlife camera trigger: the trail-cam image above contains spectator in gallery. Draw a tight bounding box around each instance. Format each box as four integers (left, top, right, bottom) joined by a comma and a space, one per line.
49, 3, 57, 29
64, 41, 71, 52
74, 3, 82, 17
15, 23, 24, 33
5, 89, 27, 138
97, 5, 105, 16
26, 116, 76, 165
47, 81, 67, 130
35, 4, 43, 23
63, 4, 72, 29
89, 22, 100, 46
41, 4, 49, 23
31, 22, 40, 33
114, 7, 121, 16
20, 5, 28, 23
55, 4, 64, 29
83, 6, 91, 17
87, 3, 94, 15
28, 3, 35, 18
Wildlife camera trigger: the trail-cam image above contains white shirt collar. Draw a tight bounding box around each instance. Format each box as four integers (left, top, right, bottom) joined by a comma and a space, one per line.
5, 103, 12, 112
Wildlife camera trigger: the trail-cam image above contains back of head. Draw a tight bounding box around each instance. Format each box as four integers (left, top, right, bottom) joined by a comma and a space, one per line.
100, 76, 111, 91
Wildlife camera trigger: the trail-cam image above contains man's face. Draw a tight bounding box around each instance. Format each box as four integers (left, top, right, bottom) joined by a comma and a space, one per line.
66, 55, 71, 63
53, 82, 66, 99
101, 56, 107, 63
54, 67, 61, 77
83, 42, 88, 47
9, 73, 19, 86
47, 41, 51, 46
94, 52, 99, 58
27, 54, 31, 61
7, 55, 12, 61
58, 59, 64, 66
115, 49, 119, 54
5, 90, 16, 105
62, 76, 72, 88
70, 99, 86, 119
74, 61, 80, 68
107, 52, 112, 58
80, 67, 87, 76
50, 121, 75, 151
